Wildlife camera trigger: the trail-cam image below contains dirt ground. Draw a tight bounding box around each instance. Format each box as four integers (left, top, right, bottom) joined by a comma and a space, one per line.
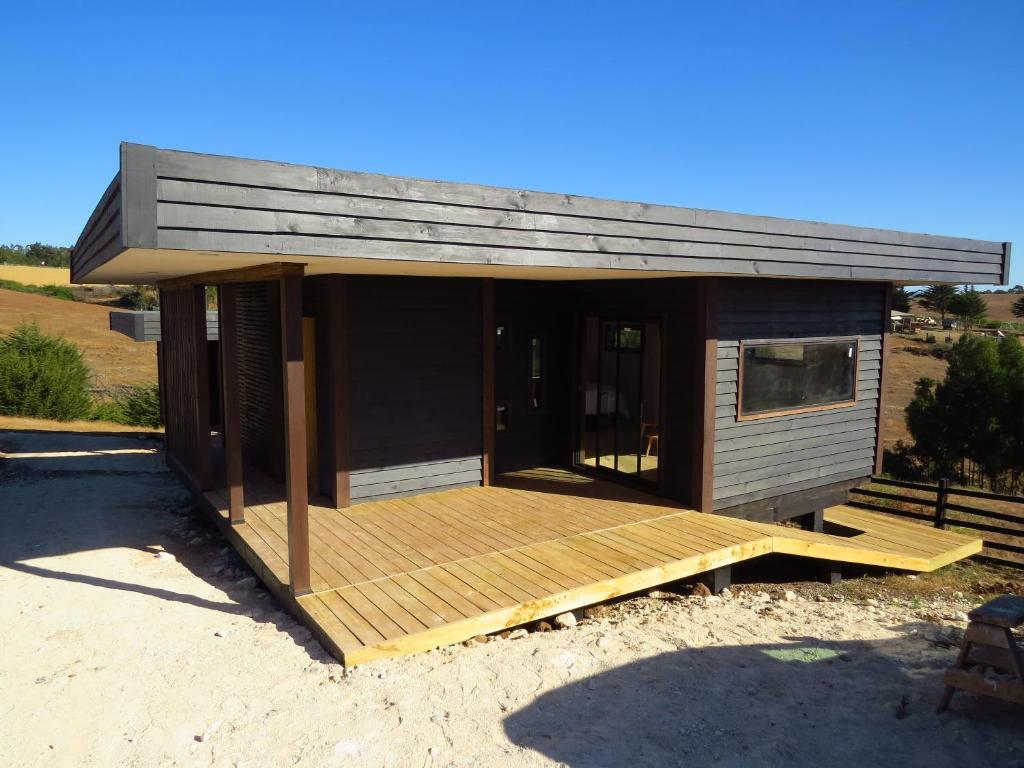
2, 429, 1022, 768
0, 288, 156, 391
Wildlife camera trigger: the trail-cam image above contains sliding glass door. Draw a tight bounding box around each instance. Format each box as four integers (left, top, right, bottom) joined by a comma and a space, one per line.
577, 317, 661, 483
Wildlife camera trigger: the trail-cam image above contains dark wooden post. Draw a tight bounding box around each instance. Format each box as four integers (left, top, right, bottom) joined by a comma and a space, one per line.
935, 478, 950, 529
325, 275, 350, 508
191, 284, 213, 491
692, 278, 718, 512
481, 278, 495, 486
279, 271, 311, 596
218, 284, 244, 524
874, 283, 894, 474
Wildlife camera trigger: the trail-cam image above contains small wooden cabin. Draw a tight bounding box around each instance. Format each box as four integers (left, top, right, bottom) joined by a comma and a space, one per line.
71, 143, 1000, 660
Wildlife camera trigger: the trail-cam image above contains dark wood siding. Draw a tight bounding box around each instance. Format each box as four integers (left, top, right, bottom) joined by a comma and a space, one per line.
347, 276, 482, 502
74, 143, 1010, 285
158, 285, 211, 488
234, 281, 284, 480
70, 173, 121, 283
712, 279, 884, 511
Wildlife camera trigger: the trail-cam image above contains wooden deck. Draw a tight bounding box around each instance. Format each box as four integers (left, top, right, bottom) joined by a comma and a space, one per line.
198, 467, 982, 665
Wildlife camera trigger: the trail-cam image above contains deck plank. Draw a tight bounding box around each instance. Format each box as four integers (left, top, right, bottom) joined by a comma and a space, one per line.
196, 465, 983, 666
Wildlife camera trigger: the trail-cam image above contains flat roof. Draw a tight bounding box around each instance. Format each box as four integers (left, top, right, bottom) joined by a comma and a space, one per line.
72, 143, 1011, 286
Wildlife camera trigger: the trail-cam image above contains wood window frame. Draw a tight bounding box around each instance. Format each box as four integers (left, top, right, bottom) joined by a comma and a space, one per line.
736, 337, 860, 422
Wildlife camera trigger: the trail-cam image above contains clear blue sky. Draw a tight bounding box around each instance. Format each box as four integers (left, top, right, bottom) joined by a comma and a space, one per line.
1, 1, 1021, 285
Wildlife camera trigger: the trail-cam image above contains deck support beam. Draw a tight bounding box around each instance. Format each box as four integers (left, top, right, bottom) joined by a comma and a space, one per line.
825, 561, 843, 585
279, 269, 311, 596
218, 283, 244, 524
700, 565, 732, 594
481, 278, 495, 486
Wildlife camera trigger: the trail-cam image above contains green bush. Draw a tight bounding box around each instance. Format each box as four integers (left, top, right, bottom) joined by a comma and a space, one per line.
92, 383, 161, 428
116, 286, 159, 310
0, 323, 92, 420
0, 278, 75, 301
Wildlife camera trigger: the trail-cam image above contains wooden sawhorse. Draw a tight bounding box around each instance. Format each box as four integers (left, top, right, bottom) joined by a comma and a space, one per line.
938, 595, 1024, 713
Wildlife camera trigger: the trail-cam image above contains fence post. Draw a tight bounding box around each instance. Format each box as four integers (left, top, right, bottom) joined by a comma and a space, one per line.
934, 478, 949, 529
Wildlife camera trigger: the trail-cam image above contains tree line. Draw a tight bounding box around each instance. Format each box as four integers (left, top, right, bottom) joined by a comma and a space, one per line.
889, 334, 1024, 495
893, 285, 1024, 327
0, 243, 72, 269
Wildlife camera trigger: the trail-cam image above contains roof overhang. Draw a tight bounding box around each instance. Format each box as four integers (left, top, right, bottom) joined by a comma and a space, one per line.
72, 143, 1012, 287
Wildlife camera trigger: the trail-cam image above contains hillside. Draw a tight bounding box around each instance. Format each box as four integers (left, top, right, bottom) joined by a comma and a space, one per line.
0, 264, 71, 286
912, 292, 1021, 324
0, 288, 156, 392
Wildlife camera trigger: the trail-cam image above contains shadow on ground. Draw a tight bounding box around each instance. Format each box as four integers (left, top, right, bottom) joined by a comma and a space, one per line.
0, 428, 325, 658
503, 631, 1024, 768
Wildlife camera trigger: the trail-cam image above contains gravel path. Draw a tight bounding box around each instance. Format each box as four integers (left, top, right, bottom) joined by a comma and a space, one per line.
2, 429, 1021, 768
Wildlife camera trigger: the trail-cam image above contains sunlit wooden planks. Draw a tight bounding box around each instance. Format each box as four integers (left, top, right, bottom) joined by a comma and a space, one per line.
198, 468, 982, 666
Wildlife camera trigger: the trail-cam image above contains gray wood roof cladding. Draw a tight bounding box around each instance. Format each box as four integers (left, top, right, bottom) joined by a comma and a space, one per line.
108, 309, 219, 342
71, 142, 1012, 284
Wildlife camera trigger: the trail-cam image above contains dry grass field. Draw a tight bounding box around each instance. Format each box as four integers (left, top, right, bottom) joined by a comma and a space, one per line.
0, 288, 156, 392
0, 264, 71, 286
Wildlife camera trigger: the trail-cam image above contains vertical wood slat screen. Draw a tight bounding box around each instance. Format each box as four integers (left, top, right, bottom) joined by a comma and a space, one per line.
234, 281, 285, 480
158, 286, 211, 488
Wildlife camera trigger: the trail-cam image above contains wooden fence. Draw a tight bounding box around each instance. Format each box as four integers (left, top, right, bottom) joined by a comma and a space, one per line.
848, 476, 1024, 569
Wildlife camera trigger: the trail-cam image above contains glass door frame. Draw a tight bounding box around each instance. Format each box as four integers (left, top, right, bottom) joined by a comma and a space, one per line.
573, 314, 664, 488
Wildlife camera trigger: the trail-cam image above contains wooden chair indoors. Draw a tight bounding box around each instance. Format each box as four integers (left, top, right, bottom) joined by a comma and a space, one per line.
641, 422, 659, 457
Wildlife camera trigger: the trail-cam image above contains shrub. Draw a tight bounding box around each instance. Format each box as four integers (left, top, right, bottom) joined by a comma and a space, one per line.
0, 278, 75, 301
116, 285, 160, 311
0, 323, 92, 420
92, 383, 161, 428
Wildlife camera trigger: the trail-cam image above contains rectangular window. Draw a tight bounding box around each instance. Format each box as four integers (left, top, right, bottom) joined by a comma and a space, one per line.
496, 403, 509, 432
528, 334, 543, 410
496, 323, 508, 352
738, 339, 858, 420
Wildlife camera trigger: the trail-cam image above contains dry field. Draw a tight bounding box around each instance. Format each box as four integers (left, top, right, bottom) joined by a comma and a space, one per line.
0, 264, 71, 286
0, 288, 156, 391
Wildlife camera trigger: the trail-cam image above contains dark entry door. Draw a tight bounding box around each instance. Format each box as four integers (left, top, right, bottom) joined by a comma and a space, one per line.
577, 317, 661, 484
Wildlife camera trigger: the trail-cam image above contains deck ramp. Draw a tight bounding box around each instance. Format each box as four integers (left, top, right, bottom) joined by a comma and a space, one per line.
200, 468, 981, 665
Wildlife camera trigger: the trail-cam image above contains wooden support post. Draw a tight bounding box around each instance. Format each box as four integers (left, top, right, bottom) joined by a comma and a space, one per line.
191, 285, 213, 491
934, 478, 950, 529
874, 283, 894, 474
325, 275, 350, 508
700, 565, 732, 594
692, 278, 718, 512
218, 284, 244, 524
279, 271, 311, 596
481, 278, 495, 486
800, 508, 824, 533
825, 561, 842, 586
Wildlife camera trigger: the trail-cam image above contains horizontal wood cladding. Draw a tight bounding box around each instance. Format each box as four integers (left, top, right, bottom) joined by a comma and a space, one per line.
158, 286, 210, 488
347, 276, 482, 503
234, 281, 284, 480
108, 310, 219, 342
712, 279, 884, 511
71, 173, 121, 283
143, 145, 1006, 284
